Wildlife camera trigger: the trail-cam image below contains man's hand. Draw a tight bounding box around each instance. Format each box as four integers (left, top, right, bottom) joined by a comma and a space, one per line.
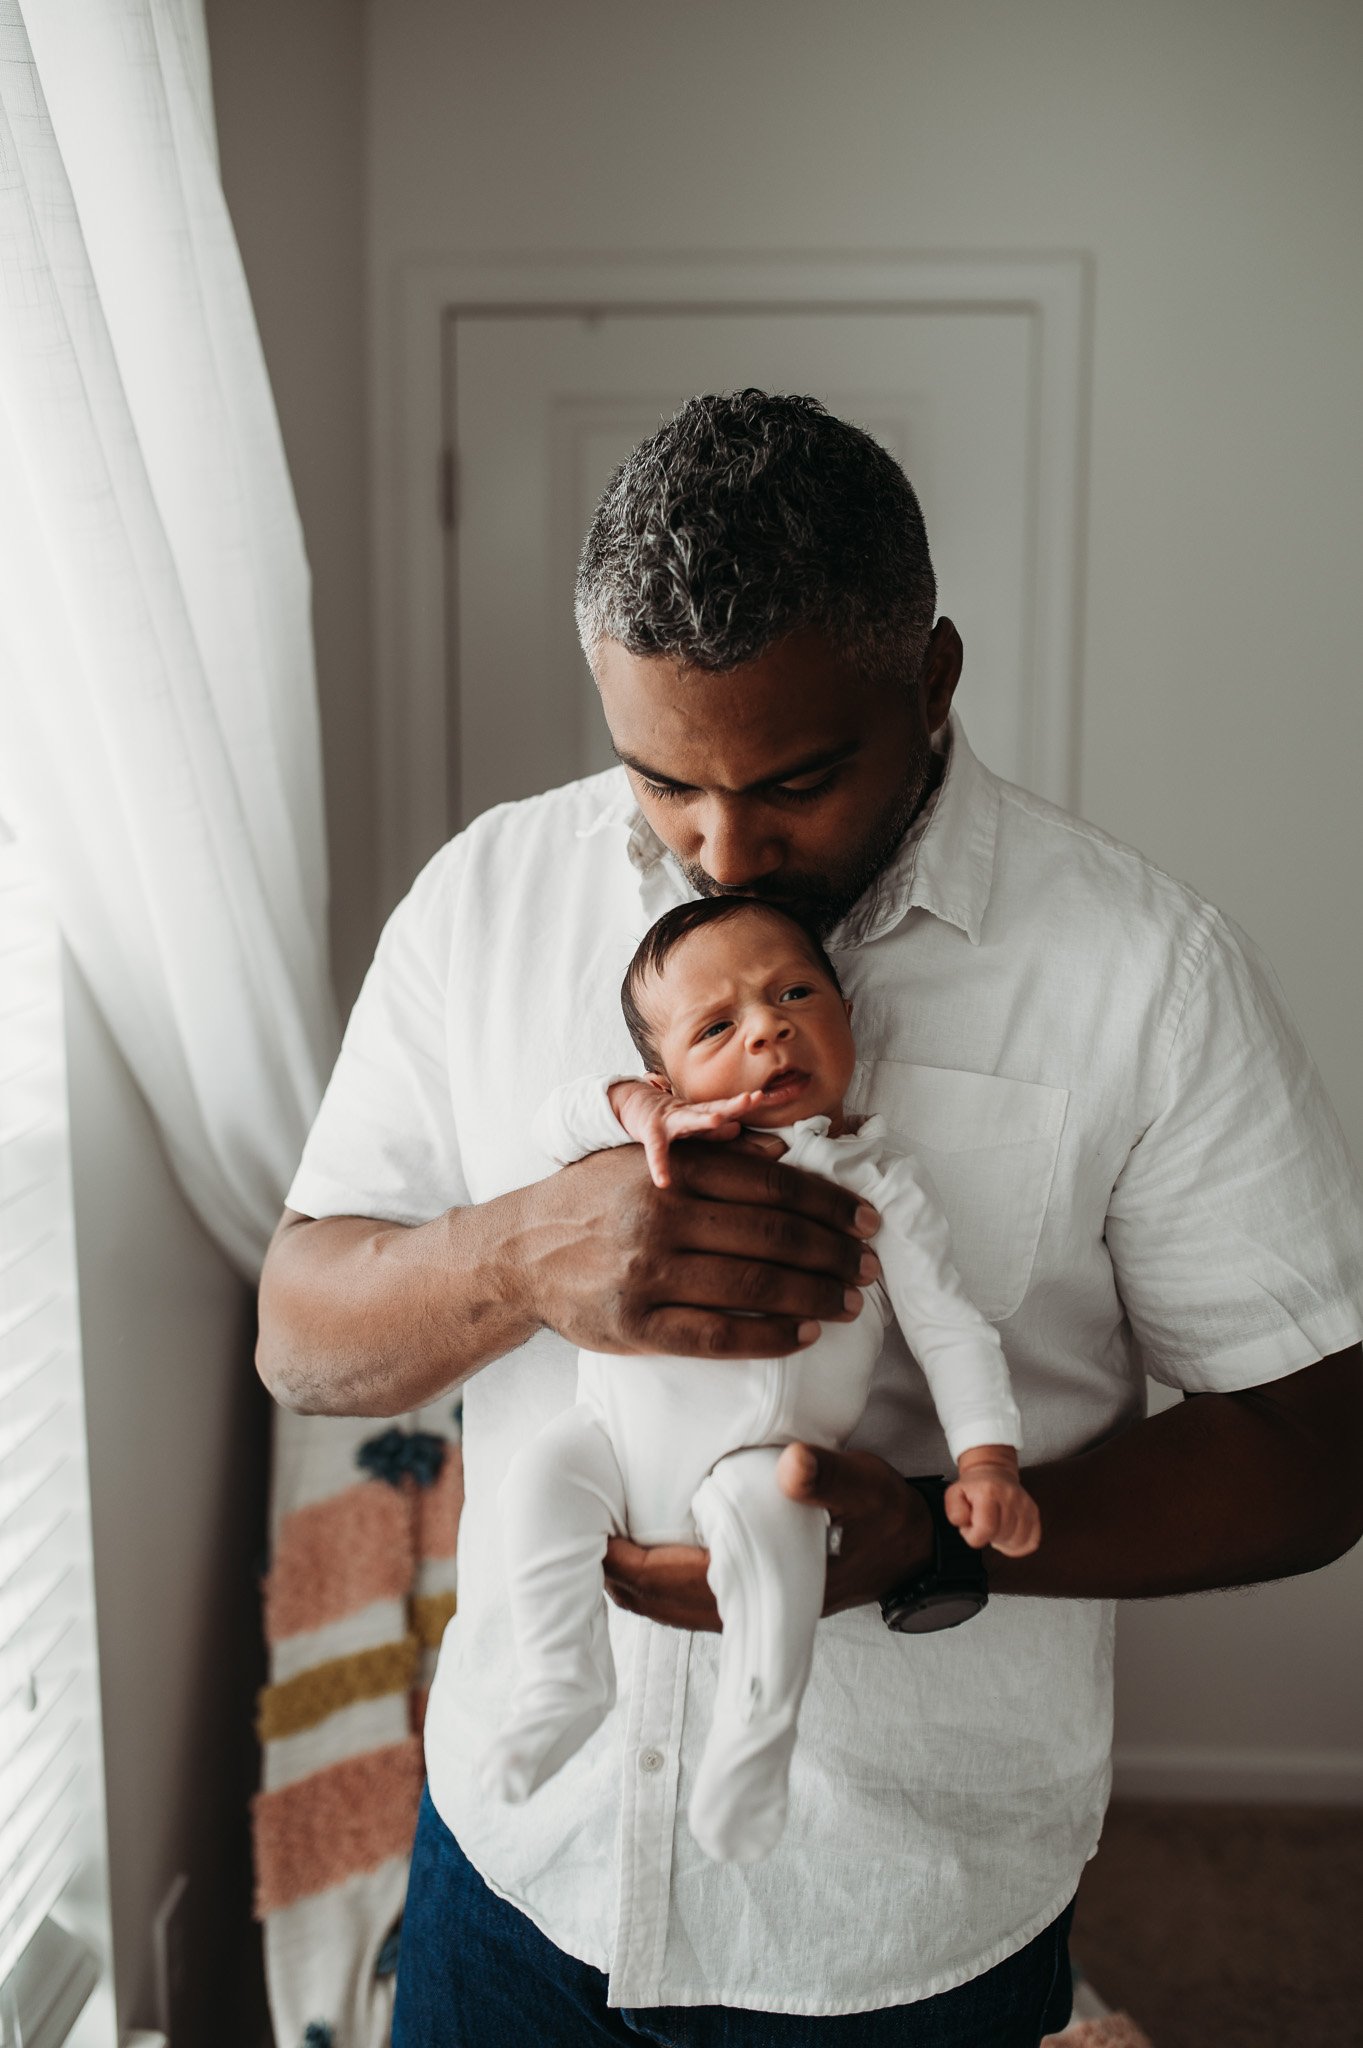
607, 1077, 767, 1189
503, 1141, 881, 1360
604, 1445, 931, 1630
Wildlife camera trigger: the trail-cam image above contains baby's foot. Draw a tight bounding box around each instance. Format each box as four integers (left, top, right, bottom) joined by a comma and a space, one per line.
482, 1671, 616, 1804
686, 1704, 799, 1864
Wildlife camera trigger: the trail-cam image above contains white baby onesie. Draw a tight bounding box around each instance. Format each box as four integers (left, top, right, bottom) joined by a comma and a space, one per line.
483, 1077, 1023, 1864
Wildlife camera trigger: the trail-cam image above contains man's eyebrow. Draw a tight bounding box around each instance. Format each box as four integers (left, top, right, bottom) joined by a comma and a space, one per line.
612, 742, 859, 793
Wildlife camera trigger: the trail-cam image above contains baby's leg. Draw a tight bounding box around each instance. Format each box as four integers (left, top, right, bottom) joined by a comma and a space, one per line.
687, 1447, 828, 1863
481, 1403, 626, 1804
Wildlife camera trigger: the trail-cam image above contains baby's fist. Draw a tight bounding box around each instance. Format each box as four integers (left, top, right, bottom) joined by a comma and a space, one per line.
945, 1469, 1042, 1559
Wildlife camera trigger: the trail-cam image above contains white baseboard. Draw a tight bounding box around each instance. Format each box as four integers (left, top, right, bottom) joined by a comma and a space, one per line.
1111, 1743, 1363, 1805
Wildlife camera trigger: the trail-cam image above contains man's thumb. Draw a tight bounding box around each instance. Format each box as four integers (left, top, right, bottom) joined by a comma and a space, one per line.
776, 1442, 824, 1501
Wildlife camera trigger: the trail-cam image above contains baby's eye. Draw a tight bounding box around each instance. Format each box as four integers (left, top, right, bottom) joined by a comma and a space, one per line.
779, 984, 814, 1003
697, 1019, 732, 1041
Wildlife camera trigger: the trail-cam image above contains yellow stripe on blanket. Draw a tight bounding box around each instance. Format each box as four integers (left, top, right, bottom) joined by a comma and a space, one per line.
256, 1637, 421, 1742
411, 1589, 456, 1647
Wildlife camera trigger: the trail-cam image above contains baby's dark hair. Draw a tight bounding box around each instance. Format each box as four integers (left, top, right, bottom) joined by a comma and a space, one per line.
620, 895, 844, 1076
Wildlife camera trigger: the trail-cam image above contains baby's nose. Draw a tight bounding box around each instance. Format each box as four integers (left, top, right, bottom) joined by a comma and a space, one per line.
747, 1010, 793, 1048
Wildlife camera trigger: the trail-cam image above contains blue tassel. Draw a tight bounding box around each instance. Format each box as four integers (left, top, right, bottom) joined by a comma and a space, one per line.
302, 2025, 334, 2048
375, 1916, 402, 1977
356, 1428, 447, 1489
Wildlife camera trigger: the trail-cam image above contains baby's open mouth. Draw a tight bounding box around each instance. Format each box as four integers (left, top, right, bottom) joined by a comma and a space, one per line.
758, 1068, 809, 1104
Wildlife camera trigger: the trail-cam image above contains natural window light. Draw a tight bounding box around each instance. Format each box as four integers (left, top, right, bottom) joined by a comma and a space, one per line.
0, 833, 110, 2045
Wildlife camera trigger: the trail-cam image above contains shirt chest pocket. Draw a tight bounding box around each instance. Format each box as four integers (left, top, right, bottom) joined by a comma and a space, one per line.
860, 1061, 1069, 1322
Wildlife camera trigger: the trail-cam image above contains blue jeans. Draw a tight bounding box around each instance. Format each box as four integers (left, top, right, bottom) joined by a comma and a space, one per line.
392, 1787, 1075, 2047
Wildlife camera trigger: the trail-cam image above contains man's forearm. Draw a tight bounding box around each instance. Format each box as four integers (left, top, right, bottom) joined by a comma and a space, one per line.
987, 1350, 1363, 1599
257, 1192, 539, 1417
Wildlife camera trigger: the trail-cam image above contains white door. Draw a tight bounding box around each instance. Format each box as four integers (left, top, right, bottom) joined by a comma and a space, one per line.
447, 308, 1036, 824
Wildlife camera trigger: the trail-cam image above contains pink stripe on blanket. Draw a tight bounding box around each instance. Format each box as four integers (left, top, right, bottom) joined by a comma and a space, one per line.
252, 1737, 426, 1916
417, 1444, 464, 1560
264, 1482, 415, 1642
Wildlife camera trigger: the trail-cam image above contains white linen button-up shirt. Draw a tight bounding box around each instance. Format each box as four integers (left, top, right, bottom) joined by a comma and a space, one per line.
287, 715, 1363, 2017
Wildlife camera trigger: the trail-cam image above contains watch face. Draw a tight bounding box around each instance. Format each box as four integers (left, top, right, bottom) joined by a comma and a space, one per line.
886, 1591, 984, 1634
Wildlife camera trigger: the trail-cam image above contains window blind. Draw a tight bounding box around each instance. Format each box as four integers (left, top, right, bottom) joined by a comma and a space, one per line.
0, 836, 108, 2022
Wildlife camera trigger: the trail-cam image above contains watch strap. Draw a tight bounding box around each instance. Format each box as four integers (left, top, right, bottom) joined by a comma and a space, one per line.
879, 1473, 989, 1632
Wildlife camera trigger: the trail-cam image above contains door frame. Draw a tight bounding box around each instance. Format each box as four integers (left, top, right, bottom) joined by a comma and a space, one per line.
375, 253, 1091, 911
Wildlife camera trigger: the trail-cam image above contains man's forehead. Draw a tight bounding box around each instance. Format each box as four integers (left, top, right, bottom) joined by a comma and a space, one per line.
594, 631, 885, 787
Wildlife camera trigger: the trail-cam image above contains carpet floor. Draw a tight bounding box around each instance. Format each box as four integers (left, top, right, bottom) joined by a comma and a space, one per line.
1069, 1800, 1363, 2048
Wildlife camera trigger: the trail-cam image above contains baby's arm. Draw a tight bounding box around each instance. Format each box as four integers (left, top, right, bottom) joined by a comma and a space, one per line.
869, 1152, 1041, 1558
532, 1073, 762, 1186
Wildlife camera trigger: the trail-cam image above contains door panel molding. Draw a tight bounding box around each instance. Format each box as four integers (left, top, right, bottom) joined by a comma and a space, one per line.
377, 254, 1091, 910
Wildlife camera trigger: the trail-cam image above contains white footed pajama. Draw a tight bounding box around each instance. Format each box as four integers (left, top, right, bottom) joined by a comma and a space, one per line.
484, 1082, 1023, 1862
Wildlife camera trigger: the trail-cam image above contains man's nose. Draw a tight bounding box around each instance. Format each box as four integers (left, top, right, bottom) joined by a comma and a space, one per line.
694, 802, 782, 888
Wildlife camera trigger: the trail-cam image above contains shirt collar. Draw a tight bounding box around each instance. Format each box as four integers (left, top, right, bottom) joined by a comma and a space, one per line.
583, 709, 998, 948
833, 711, 999, 949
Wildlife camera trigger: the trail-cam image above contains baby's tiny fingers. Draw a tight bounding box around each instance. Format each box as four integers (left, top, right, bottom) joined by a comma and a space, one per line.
965, 1493, 1002, 1546
943, 1481, 972, 1529
990, 1497, 1042, 1558
644, 1130, 672, 1189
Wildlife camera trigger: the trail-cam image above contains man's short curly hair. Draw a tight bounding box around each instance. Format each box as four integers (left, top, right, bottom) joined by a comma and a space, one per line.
575, 390, 936, 687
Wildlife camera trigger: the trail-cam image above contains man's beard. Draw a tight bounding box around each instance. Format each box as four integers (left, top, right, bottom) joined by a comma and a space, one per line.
677, 748, 938, 937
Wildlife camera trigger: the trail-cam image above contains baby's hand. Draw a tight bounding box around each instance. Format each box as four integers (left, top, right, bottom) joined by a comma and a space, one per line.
607, 1079, 767, 1189
945, 1449, 1041, 1558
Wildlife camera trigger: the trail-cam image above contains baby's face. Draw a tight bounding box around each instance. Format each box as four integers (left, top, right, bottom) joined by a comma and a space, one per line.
642, 909, 856, 1126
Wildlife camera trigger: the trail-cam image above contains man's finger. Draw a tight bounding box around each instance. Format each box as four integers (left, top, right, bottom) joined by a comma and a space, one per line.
663, 1198, 882, 1288
603, 1536, 720, 1632
636, 1305, 821, 1359
672, 1145, 880, 1240
651, 1251, 862, 1324
774, 1443, 898, 1516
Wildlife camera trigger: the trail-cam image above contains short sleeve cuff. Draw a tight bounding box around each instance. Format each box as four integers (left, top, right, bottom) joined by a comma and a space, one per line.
284, 1166, 444, 1229
1142, 1300, 1363, 1394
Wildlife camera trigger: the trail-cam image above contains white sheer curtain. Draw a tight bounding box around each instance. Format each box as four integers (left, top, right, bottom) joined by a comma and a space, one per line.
0, 0, 338, 1277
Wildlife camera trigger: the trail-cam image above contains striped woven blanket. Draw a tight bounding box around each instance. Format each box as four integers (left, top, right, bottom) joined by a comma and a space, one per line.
253, 1399, 462, 2047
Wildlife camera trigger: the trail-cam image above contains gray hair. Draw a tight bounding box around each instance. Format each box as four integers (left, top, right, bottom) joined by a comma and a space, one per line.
575, 390, 937, 686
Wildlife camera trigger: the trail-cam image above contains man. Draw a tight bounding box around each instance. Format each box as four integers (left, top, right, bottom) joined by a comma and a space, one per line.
258, 392, 1363, 2045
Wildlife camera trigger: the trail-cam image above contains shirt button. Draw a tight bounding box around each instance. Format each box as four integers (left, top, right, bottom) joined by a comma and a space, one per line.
638, 1747, 664, 1774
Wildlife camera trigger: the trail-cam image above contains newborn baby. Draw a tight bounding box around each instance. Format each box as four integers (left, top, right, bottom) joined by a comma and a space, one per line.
484, 895, 1041, 1863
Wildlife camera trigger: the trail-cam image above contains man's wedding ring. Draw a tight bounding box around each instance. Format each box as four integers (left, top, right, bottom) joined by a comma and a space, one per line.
826, 1520, 844, 1558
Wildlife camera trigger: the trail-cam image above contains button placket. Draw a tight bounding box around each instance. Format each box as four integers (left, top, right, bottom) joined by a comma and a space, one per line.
607, 1614, 691, 2007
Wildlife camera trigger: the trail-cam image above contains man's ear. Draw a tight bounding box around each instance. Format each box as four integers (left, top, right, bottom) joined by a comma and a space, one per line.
920, 617, 963, 734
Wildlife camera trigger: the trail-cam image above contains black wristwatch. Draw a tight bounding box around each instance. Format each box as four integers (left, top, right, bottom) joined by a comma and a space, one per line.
879, 1475, 989, 1634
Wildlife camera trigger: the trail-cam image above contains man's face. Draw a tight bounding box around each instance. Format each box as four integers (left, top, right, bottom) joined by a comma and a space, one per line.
594, 622, 961, 934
